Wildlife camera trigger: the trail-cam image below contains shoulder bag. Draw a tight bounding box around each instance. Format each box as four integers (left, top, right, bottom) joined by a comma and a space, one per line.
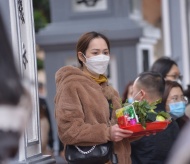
65, 141, 113, 164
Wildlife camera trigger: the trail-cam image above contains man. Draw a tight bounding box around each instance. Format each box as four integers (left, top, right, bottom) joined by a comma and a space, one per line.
132, 71, 165, 103
131, 71, 179, 164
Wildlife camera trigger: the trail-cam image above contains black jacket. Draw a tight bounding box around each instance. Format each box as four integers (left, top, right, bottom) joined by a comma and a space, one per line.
131, 103, 180, 164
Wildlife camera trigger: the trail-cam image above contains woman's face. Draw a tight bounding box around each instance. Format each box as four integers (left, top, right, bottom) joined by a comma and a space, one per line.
165, 87, 184, 112
85, 37, 109, 58
165, 64, 181, 81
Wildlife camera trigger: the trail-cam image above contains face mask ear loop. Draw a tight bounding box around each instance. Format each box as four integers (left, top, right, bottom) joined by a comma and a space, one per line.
82, 53, 86, 59
82, 53, 87, 65
133, 90, 141, 100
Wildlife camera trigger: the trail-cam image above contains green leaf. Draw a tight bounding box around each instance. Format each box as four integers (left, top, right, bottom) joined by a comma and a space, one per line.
157, 111, 171, 119
150, 98, 162, 106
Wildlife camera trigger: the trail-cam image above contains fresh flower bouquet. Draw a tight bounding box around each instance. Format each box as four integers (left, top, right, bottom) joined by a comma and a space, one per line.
116, 99, 171, 133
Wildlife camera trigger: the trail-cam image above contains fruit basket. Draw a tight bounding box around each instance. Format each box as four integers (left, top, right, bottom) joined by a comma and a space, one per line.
118, 115, 170, 137
116, 99, 171, 137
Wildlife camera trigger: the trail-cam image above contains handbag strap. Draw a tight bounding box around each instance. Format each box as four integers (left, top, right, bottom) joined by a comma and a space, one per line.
75, 145, 96, 154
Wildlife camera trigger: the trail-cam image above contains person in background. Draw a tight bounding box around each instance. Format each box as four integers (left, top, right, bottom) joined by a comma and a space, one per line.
38, 82, 54, 154
131, 71, 168, 164
150, 57, 189, 129
39, 98, 53, 155
131, 76, 186, 164
131, 72, 165, 105
150, 57, 182, 82
165, 82, 190, 164
54, 31, 134, 164
161, 81, 187, 163
0, 14, 31, 162
122, 81, 134, 104
162, 81, 188, 121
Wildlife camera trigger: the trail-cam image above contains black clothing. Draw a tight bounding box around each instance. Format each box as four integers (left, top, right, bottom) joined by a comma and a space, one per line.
176, 115, 189, 130
39, 97, 54, 149
131, 103, 180, 164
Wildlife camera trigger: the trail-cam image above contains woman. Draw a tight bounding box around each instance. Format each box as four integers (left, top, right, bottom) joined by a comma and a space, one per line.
150, 57, 182, 82
153, 80, 188, 163
55, 31, 133, 164
122, 81, 134, 104
150, 57, 188, 129
0, 14, 31, 162
163, 81, 188, 121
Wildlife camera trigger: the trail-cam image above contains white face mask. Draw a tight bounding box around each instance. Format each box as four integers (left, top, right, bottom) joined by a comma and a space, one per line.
83, 54, 110, 74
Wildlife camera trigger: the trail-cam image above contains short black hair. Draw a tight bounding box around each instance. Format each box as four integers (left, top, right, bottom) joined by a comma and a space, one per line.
150, 57, 178, 78
137, 71, 165, 97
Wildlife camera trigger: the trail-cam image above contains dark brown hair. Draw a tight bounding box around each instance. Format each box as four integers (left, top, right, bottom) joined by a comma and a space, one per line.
76, 31, 110, 66
162, 80, 184, 105
122, 81, 134, 103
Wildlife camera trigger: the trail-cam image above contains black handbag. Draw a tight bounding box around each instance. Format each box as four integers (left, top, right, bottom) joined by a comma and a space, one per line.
65, 141, 113, 164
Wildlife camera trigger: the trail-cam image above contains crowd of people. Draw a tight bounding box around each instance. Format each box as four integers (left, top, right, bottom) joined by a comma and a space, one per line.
123, 58, 190, 164
1, 9, 190, 163
54, 31, 190, 164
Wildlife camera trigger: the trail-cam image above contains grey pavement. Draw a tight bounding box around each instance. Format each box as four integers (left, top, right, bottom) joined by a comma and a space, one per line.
54, 156, 68, 164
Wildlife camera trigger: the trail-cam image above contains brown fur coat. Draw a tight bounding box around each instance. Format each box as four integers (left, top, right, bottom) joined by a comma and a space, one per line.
55, 66, 131, 164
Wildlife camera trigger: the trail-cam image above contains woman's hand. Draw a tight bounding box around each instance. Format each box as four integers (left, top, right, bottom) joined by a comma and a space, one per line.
110, 124, 133, 142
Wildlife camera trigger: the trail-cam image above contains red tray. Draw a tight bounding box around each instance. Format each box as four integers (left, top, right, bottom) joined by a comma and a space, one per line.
118, 117, 170, 137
